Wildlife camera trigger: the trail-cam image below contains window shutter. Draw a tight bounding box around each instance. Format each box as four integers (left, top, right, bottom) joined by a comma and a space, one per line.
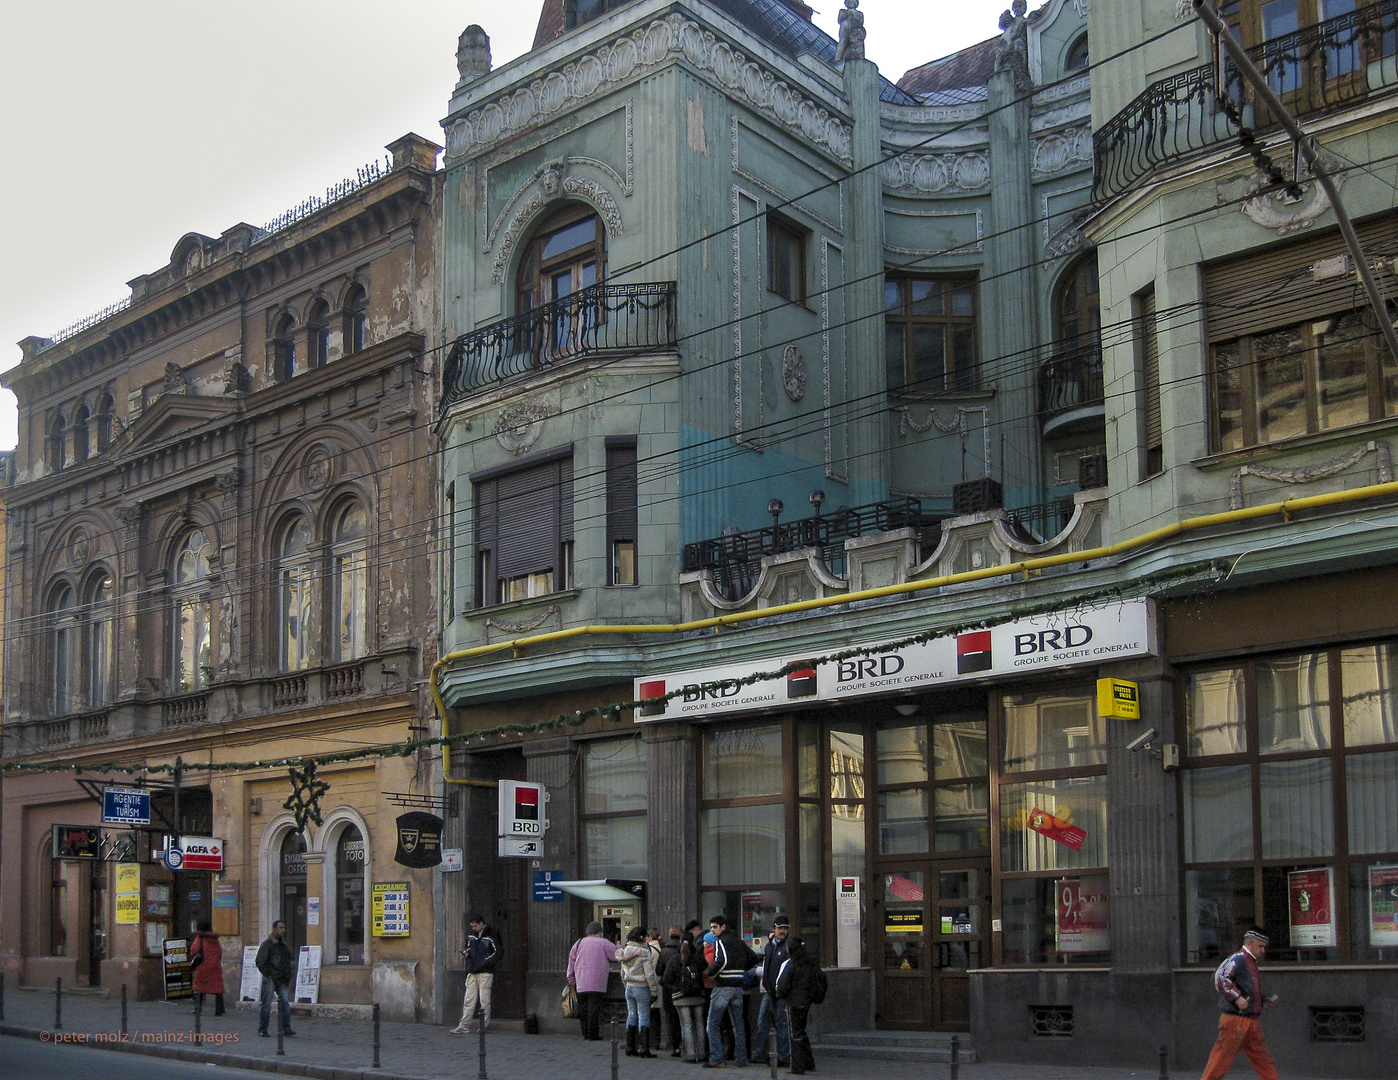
606, 441, 638, 544
495, 461, 565, 579
1140, 290, 1163, 472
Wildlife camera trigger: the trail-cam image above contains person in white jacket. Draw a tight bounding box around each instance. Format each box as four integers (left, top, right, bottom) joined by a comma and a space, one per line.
617, 926, 661, 1058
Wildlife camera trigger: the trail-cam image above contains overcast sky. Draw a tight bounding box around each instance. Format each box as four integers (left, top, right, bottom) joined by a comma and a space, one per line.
0, 0, 1012, 452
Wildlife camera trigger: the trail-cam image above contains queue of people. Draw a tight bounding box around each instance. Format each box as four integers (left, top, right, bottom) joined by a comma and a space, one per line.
566, 913, 824, 1071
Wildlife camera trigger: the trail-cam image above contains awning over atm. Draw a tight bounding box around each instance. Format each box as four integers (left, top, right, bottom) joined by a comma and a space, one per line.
546, 879, 646, 902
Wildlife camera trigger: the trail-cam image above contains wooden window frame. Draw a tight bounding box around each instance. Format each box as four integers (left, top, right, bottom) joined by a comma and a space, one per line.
766, 213, 808, 305
885, 275, 979, 394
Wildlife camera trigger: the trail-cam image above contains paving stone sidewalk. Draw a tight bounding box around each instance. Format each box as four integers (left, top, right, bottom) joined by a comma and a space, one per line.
0, 986, 1332, 1080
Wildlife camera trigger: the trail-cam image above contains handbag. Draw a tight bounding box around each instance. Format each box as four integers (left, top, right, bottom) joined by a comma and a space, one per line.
561, 983, 579, 1019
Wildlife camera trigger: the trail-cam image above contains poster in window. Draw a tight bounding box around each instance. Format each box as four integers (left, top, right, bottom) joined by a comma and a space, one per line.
1055, 876, 1109, 953
1369, 865, 1398, 946
1288, 867, 1336, 947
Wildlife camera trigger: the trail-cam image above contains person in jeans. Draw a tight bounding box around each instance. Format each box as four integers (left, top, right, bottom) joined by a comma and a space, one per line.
665, 923, 708, 1063
702, 914, 751, 1068
750, 917, 790, 1066
452, 913, 501, 1034
617, 926, 661, 1057
255, 920, 296, 1037
567, 921, 614, 1040
1200, 927, 1280, 1080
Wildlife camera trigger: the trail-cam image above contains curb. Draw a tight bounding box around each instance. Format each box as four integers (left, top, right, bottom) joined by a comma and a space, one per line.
0, 1021, 424, 1080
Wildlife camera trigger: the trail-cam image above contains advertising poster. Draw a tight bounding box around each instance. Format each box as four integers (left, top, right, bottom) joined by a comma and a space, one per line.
1056, 876, 1109, 953
293, 945, 322, 1004
1369, 865, 1398, 946
239, 945, 262, 1002
1288, 867, 1336, 947
1028, 807, 1086, 851
115, 864, 141, 925
162, 938, 193, 1000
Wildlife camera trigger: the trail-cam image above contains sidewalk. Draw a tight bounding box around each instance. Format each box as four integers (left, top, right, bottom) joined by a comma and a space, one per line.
0, 985, 1326, 1080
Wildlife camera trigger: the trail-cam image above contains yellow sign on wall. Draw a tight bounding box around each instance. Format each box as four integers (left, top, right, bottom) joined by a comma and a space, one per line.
1097, 678, 1141, 720
115, 863, 141, 924
371, 882, 410, 937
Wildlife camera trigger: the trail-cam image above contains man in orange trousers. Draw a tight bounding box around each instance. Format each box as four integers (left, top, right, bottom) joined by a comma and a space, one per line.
1200, 926, 1278, 1080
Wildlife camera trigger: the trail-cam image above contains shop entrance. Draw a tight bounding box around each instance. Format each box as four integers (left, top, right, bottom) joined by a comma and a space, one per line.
874, 860, 988, 1030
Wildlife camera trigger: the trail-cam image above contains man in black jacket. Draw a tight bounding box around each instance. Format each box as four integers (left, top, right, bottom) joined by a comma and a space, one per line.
452, 914, 501, 1034
255, 920, 296, 1037
702, 914, 752, 1068
774, 937, 819, 1075
750, 917, 790, 1066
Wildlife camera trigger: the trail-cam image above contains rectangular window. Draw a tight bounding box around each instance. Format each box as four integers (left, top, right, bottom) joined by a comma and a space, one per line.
472, 449, 573, 607
582, 738, 648, 878
606, 439, 638, 586
767, 214, 807, 303
885, 276, 977, 393
1137, 287, 1163, 477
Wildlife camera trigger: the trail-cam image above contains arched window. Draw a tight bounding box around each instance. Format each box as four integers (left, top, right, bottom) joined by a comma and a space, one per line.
278, 517, 314, 672
1056, 254, 1101, 359
308, 301, 330, 369
173, 531, 213, 693
48, 584, 77, 715
334, 825, 366, 963
274, 315, 296, 381
279, 830, 308, 956
85, 570, 114, 707
343, 286, 368, 355
47, 413, 66, 473
94, 395, 114, 454
517, 208, 606, 356
330, 503, 367, 663
72, 406, 90, 463
1065, 32, 1089, 73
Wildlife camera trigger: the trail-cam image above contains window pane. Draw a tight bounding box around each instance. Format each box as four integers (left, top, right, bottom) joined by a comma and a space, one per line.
798, 724, 819, 797
831, 802, 865, 879
1259, 865, 1338, 961
541, 217, 596, 260
1347, 750, 1398, 855
334, 549, 366, 662
882, 870, 925, 970
1214, 340, 1244, 453
703, 724, 783, 799
1000, 776, 1107, 871
1257, 653, 1330, 753
950, 285, 974, 317
336, 826, 365, 964
1254, 323, 1308, 444
1184, 765, 1253, 863
886, 324, 906, 388
1184, 668, 1246, 757
951, 325, 975, 387
932, 716, 987, 779
1342, 644, 1398, 747
1316, 312, 1370, 430
586, 816, 648, 878
800, 802, 821, 880
934, 782, 988, 852
1260, 758, 1333, 858
1349, 862, 1398, 961
911, 326, 944, 389
1184, 867, 1255, 963
700, 889, 786, 951
701, 804, 785, 884
878, 788, 928, 854
1003, 687, 1104, 772
584, 738, 647, 813
910, 279, 940, 316
830, 728, 866, 799
884, 280, 902, 312
877, 725, 927, 785
1000, 875, 1109, 965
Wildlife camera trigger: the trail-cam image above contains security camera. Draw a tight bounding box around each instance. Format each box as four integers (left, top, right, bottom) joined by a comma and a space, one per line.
1126, 727, 1160, 754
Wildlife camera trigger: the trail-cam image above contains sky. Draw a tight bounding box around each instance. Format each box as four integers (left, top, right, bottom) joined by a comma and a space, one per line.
0, 0, 1013, 453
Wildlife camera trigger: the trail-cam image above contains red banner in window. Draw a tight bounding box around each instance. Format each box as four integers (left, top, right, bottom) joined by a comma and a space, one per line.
1027, 807, 1086, 851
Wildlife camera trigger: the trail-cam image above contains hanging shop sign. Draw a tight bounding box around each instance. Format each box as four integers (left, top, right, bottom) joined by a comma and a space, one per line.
1028, 807, 1086, 851
371, 882, 410, 937
52, 824, 102, 859
1289, 867, 1337, 947
634, 600, 1154, 722
1056, 876, 1109, 953
102, 786, 151, 826
498, 781, 547, 837
1368, 865, 1398, 946
179, 836, 224, 871
394, 811, 444, 868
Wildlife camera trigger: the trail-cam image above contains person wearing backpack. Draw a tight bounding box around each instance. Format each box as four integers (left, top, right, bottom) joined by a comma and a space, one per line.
702, 914, 757, 1068
773, 936, 825, 1075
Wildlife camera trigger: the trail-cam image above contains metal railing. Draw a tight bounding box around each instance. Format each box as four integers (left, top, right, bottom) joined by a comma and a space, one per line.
1005, 498, 1078, 544
1039, 341, 1104, 421
683, 497, 942, 602
442, 282, 677, 407
1094, 1, 1398, 201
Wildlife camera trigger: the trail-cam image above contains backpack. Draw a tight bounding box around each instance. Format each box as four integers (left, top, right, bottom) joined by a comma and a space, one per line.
807, 962, 828, 1005
739, 940, 762, 970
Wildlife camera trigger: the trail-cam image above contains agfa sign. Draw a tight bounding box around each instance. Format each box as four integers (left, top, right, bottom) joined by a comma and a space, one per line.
179, 836, 224, 871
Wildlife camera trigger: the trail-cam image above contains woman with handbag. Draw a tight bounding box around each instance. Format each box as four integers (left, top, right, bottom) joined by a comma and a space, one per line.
617, 926, 661, 1057
190, 919, 225, 1018
567, 921, 614, 1040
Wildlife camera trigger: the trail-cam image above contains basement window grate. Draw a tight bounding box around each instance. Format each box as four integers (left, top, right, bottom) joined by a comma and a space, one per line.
1311, 1006, 1364, 1043
1030, 1005, 1074, 1037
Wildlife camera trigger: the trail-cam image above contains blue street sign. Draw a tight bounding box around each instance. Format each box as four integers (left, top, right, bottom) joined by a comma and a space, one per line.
102, 786, 151, 826
533, 871, 565, 902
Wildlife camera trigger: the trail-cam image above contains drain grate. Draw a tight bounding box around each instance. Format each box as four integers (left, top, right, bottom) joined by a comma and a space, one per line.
1030, 1005, 1074, 1038
1311, 1006, 1364, 1043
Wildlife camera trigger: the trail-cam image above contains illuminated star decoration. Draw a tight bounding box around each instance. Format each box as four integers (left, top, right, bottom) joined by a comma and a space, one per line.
283, 762, 331, 832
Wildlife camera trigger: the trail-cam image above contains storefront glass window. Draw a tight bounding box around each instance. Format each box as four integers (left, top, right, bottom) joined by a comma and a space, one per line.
999, 776, 1107, 871
799, 803, 821, 880
701, 804, 785, 883
1184, 667, 1246, 757
932, 715, 987, 779
1003, 690, 1106, 771
878, 788, 928, 853
1001, 875, 1109, 965
582, 738, 648, 877
1257, 653, 1330, 753
703, 724, 783, 799
1346, 750, 1398, 854
585, 816, 648, 878
700, 888, 786, 950
1183, 766, 1253, 862
877, 725, 927, 784
934, 783, 989, 852
1185, 867, 1254, 963
335, 826, 365, 964
1260, 758, 1333, 858
1342, 644, 1398, 746
798, 724, 820, 797
1348, 861, 1398, 960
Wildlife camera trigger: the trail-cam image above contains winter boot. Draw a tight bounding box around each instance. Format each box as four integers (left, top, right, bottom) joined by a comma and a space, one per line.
639, 1028, 656, 1058
625, 1027, 639, 1056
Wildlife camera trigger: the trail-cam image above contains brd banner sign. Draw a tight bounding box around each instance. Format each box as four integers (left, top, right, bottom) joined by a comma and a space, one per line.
634, 599, 1155, 722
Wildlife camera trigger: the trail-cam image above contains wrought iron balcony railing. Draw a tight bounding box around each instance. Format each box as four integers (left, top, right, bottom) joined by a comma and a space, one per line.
442, 282, 678, 408
1095, 1, 1398, 201
1039, 341, 1104, 424
683, 497, 943, 602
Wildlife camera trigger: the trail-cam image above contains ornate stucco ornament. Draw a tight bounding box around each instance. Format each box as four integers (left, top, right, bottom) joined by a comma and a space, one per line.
495, 400, 551, 455
782, 346, 807, 402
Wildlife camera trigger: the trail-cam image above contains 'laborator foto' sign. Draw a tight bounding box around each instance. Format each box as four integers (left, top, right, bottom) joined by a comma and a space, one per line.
633, 599, 1154, 722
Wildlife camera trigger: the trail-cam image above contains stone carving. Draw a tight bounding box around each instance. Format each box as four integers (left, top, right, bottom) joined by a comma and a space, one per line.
224, 361, 251, 397
484, 605, 561, 636
163, 362, 191, 396
1045, 211, 1092, 259
1235, 158, 1344, 236
1032, 126, 1092, 178
835, 0, 866, 63
457, 25, 491, 82
216, 467, 242, 506
540, 163, 562, 196
495, 400, 551, 455
67, 526, 90, 569
1177, 0, 1195, 17
782, 346, 807, 402
183, 246, 204, 276
446, 15, 852, 166
881, 151, 990, 194
301, 444, 334, 494
996, 0, 1032, 91
490, 175, 623, 283
117, 503, 144, 544
1229, 440, 1393, 509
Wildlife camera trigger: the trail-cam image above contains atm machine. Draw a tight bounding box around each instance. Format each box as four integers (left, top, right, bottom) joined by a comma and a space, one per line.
548, 879, 648, 1018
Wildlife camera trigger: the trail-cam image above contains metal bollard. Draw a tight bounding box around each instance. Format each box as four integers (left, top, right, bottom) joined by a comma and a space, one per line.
610, 1020, 620, 1080
0, 969, 5, 1022
769, 1028, 778, 1080
121, 984, 128, 1037
194, 995, 201, 1039
372, 1002, 381, 1069
950, 1033, 960, 1080
1159, 1043, 1169, 1080
477, 1017, 488, 1080
276, 991, 285, 1057
55, 977, 62, 1030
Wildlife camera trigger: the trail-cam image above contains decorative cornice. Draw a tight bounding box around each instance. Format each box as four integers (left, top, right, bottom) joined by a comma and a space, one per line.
1229, 440, 1394, 509
1031, 125, 1092, 180
881, 151, 990, 195
445, 14, 852, 166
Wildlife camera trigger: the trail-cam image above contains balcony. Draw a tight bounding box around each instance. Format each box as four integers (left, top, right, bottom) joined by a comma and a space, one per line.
1094, 2, 1398, 201
442, 281, 678, 408
1039, 342, 1104, 437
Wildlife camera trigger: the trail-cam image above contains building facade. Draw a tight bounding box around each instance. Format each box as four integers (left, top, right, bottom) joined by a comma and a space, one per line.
0, 135, 444, 1019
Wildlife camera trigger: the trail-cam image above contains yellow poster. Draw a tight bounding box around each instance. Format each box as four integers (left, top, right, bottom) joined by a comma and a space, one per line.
116, 863, 141, 924
371, 882, 410, 937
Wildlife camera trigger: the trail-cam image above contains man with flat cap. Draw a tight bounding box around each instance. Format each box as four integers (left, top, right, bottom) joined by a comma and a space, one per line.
1200, 926, 1279, 1080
